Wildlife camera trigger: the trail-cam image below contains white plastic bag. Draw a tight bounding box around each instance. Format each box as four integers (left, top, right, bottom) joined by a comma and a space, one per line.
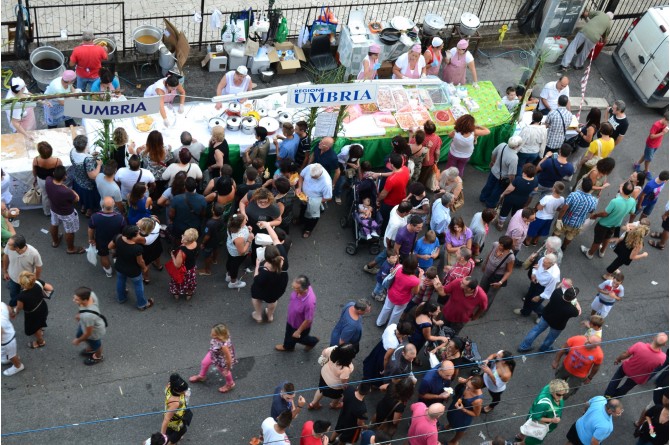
86, 243, 97, 266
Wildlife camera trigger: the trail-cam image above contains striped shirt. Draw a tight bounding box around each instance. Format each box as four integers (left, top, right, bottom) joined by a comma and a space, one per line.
562, 191, 598, 228
545, 107, 573, 149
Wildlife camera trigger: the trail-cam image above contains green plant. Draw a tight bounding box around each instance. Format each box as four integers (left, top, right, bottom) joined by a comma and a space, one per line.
510, 49, 549, 125
303, 64, 350, 139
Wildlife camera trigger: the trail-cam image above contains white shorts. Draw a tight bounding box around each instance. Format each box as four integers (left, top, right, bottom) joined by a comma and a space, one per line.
1, 336, 17, 361
591, 296, 614, 318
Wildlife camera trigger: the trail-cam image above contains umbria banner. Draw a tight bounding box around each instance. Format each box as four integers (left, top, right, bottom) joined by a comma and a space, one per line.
63, 97, 161, 119
286, 84, 379, 108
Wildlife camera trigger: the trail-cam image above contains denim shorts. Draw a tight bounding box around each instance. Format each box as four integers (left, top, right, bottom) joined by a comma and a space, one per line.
635, 201, 657, 216
644, 145, 658, 162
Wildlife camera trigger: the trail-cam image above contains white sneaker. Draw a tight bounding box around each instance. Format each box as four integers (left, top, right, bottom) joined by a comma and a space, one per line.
225, 274, 231, 283
366, 233, 372, 240
371, 230, 379, 237
228, 281, 246, 289
245, 268, 253, 274
3, 364, 24, 376
580, 245, 594, 259
104, 268, 113, 278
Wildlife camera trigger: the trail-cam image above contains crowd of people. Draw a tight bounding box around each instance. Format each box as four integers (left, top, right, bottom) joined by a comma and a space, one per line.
1, 31, 669, 444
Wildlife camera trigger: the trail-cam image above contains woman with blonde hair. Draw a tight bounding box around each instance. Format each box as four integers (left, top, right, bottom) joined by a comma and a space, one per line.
137, 216, 163, 284
169, 228, 200, 301
13, 271, 52, 349
111, 127, 133, 168
32, 141, 62, 216
204, 125, 229, 182
516, 379, 568, 444
603, 222, 650, 280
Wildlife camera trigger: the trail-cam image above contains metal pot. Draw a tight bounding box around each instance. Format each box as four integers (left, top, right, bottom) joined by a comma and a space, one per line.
260, 70, 275, 83
259, 117, 280, 135
267, 109, 279, 119
277, 112, 292, 125
390, 16, 415, 31
208, 117, 226, 130
241, 116, 258, 135
30, 46, 65, 91
133, 25, 162, 54
423, 14, 446, 36
256, 108, 269, 117
93, 37, 116, 58
227, 102, 242, 116
226, 116, 241, 131
459, 12, 481, 36
158, 43, 176, 74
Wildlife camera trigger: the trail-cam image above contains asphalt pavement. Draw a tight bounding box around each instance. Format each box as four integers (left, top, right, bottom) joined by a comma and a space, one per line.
1, 50, 668, 444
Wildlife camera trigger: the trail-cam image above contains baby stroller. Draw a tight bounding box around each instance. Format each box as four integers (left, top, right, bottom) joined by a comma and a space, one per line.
340, 173, 382, 256
426, 327, 483, 377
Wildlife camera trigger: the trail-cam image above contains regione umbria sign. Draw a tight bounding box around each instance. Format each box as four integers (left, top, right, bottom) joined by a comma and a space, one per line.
286, 84, 378, 108
64, 97, 161, 119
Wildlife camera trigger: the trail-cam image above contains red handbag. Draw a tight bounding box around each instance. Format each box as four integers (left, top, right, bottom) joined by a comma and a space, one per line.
165, 251, 186, 284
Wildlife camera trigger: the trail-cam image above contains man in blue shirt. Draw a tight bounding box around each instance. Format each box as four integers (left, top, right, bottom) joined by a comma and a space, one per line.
168, 177, 206, 236
270, 381, 305, 420
566, 396, 622, 445
329, 299, 371, 353
274, 122, 300, 166
418, 360, 455, 404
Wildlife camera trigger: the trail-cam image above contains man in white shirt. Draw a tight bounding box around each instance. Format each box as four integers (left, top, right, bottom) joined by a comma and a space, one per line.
538, 76, 570, 115
261, 410, 291, 444
514, 253, 560, 319
171, 131, 205, 162
1, 302, 24, 376
114, 154, 155, 198
430, 193, 453, 242
363, 201, 412, 274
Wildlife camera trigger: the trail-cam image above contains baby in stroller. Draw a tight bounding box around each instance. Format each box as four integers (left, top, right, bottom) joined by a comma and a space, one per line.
357, 197, 379, 239
355, 162, 383, 240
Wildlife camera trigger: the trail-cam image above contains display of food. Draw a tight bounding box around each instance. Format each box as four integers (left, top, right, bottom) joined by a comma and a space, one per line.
408, 89, 434, 109
359, 102, 379, 113
376, 87, 395, 112
432, 109, 455, 126
463, 97, 480, 113
423, 87, 449, 105
394, 112, 418, 130
345, 105, 364, 123
412, 109, 432, 126
134, 115, 154, 132
391, 88, 410, 109
373, 114, 398, 128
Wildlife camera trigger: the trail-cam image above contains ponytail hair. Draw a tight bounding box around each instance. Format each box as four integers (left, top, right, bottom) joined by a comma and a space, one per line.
263, 245, 283, 273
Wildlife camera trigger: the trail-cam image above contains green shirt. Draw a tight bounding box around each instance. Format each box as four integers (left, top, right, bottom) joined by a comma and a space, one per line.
599, 195, 636, 227
1, 217, 12, 247
582, 11, 612, 44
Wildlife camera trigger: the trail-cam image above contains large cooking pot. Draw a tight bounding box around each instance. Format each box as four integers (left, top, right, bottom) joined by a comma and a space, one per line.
277, 112, 293, 125
390, 16, 415, 31
226, 116, 241, 132
256, 107, 269, 117
133, 25, 162, 54
93, 37, 116, 58
208, 116, 226, 130
30, 46, 65, 91
459, 12, 481, 36
259, 117, 280, 135
241, 116, 258, 135
227, 102, 242, 116
423, 14, 446, 36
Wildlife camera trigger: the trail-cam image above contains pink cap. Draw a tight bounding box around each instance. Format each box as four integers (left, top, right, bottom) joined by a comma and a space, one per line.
410, 44, 422, 53
62, 70, 76, 82
457, 39, 469, 50
369, 43, 381, 54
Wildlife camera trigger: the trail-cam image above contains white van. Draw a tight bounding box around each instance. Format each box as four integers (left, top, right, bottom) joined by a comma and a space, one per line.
613, 5, 670, 108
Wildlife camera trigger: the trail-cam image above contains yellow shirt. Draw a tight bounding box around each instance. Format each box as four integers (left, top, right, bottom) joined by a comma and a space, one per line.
587, 138, 615, 158
585, 327, 603, 339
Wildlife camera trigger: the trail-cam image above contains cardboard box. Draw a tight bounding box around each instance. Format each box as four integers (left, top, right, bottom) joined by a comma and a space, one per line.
267, 42, 306, 75
201, 52, 228, 72
376, 61, 393, 79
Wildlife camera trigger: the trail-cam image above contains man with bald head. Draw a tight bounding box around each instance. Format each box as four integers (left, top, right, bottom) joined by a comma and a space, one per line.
309, 137, 341, 200
88, 196, 125, 278
552, 334, 603, 400
538, 76, 570, 115
408, 402, 445, 445
384, 343, 417, 386
566, 396, 622, 445
418, 360, 455, 404
605, 332, 668, 398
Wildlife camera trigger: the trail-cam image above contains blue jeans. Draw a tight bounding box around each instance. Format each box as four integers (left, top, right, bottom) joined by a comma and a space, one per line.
372, 281, 384, 295
116, 272, 147, 308
76, 76, 97, 92
518, 317, 563, 352
334, 174, 347, 198
479, 173, 504, 208
7, 279, 21, 307
76, 325, 102, 352
605, 365, 638, 398
517, 152, 540, 175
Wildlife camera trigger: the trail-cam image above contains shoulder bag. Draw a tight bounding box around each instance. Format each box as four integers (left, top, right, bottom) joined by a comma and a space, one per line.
489, 251, 513, 287
520, 397, 556, 440
79, 309, 109, 327
381, 264, 402, 291
22, 186, 42, 205
585, 139, 603, 169
497, 145, 511, 188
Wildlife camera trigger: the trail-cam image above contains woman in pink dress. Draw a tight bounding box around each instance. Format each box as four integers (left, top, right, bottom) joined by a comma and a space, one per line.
443, 39, 478, 86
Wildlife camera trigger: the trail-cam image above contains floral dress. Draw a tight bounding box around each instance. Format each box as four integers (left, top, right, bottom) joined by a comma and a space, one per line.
140, 150, 173, 179
70, 150, 100, 211
210, 338, 238, 371
169, 245, 199, 296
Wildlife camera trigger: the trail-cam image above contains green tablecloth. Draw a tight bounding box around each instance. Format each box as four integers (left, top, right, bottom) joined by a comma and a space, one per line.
330, 80, 514, 172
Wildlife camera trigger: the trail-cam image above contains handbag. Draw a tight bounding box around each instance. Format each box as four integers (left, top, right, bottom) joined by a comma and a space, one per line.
182, 408, 193, 426
310, 6, 338, 41
381, 265, 402, 291
520, 397, 556, 440
489, 251, 513, 287
585, 139, 603, 169
522, 246, 545, 270
452, 190, 465, 211
497, 144, 511, 189
165, 251, 186, 284
22, 186, 41, 205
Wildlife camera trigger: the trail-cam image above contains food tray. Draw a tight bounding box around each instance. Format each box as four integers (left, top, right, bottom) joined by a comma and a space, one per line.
359, 102, 379, 113
394, 112, 418, 130
412, 109, 432, 126
134, 115, 155, 132
423, 86, 449, 105
376, 87, 396, 112
407, 89, 434, 109
373, 113, 398, 128
391, 88, 410, 109
432, 109, 455, 126
450, 105, 469, 120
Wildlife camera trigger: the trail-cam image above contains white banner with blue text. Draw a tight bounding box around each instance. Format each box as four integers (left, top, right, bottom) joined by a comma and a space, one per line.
286, 84, 379, 108
64, 97, 161, 119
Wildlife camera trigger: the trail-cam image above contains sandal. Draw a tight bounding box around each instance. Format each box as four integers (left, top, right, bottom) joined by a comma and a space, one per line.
651, 232, 663, 239
302, 231, 311, 239
52, 234, 63, 248
28, 341, 46, 349
143, 279, 151, 285
198, 271, 212, 276
483, 406, 495, 413
84, 355, 103, 366
329, 400, 344, 410
251, 311, 263, 323
649, 239, 665, 250
308, 402, 322, 410
173, 294, 180, 301
189, 375, 206, 383
218, 383, 236, 393
138, 298, 155, 311
66, 246, 86, 255
185, 294, 193, 302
